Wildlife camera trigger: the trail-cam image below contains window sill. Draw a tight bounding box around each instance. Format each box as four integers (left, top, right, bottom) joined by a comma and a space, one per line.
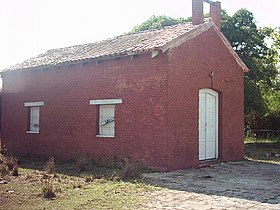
26, 131, 39, 134
96, 135, 114, 138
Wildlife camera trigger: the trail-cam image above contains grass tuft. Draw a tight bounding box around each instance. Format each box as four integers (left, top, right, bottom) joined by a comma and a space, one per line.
42, 175, 56, 199
11, 165, 19, 176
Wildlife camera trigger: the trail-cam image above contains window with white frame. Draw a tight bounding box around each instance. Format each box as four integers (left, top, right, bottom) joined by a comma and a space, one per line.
29, 106, 40, 133
24, 101, 44, 133
89, 99, 122, 138
99, 105, 115, 137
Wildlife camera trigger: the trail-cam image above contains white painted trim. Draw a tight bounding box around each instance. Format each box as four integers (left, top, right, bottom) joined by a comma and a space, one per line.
24, 101, 44, 107
199, 88, 218, 98
26, 131, 39, 134
199, 88, 219, 160
96, 135, 114, 138
89, 99, 122, 105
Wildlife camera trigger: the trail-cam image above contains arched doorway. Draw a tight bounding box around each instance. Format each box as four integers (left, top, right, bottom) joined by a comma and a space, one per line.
199, 89, 218, 160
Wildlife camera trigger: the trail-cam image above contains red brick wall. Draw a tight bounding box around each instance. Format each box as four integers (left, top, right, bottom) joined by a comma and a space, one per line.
1, 28, 244, 171
166, 28, 244, 170
1, 53, 170, 170
192, 0, 204, 25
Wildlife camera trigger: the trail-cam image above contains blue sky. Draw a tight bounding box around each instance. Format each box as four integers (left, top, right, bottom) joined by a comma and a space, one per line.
0, 0, 279, 70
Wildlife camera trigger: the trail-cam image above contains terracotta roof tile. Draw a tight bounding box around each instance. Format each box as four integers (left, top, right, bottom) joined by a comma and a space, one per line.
2, 22, 199, 72
1, 21, 249, 73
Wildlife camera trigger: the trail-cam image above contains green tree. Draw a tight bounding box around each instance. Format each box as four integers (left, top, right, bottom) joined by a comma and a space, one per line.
130, 10, 280, 129
131, 15, 189, 33
221, 9, 279, 128
130, 11, 229, 33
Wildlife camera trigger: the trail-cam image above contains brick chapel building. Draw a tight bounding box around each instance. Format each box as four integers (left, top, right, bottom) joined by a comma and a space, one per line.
0, 0, 248, 171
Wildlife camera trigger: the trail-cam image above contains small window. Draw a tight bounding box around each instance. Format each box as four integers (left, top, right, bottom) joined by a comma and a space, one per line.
89, 99, 122, 138
24, 101, 44, 134
29, 106, 40, 133
98, 105, 115, 137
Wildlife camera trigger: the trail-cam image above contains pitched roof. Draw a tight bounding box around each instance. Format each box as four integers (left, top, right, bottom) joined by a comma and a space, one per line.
1, 21, 249, 72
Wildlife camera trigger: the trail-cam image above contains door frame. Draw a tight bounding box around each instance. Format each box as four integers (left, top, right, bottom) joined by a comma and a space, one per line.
199, 88, 219, 160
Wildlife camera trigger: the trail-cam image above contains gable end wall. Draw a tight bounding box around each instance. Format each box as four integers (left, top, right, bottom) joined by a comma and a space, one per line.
166, 28, 244, 170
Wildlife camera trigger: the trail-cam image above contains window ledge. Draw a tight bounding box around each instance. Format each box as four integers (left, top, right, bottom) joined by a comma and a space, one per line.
96, 135, 114, 138
26, 131, 39, 134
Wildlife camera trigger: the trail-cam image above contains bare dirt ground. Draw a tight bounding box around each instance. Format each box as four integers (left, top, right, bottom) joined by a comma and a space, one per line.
142, 161, 280, 210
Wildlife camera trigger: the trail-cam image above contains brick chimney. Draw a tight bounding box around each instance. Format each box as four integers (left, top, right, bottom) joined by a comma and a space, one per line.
192, 0, 222, 31
210, 1, 221, 31
192, 0, 204, 25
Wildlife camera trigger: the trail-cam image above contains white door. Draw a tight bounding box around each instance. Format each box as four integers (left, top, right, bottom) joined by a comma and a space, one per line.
199, 89, 218, 160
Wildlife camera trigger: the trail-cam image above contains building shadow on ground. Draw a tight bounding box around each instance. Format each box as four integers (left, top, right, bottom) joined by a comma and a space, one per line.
143, 160, 280, 205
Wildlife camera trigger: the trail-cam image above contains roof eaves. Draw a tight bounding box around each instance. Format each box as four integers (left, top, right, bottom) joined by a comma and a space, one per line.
0, 50, 152, 74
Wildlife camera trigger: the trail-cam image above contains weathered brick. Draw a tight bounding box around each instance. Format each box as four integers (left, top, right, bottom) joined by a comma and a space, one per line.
1, 28, 244, 171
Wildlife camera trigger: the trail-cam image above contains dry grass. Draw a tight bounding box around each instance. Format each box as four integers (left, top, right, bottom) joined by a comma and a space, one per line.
43, 156, 56, 174
0, 156, 157, 209
42, 175, 56, 199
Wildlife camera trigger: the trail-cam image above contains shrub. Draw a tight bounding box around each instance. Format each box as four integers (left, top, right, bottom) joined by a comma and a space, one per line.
44, 156, 55, 174
76, 157, 88, 172
76, 157, 95, 172
93, 156, 107, 167
119, 157, 141, 180
6, 156, 18, 171
0, 155, 19, 176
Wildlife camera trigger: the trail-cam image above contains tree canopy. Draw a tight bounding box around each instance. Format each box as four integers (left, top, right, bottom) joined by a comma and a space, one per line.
130, 9, 280, 129
131, 15, 189, 33
221, 9, 279, 128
